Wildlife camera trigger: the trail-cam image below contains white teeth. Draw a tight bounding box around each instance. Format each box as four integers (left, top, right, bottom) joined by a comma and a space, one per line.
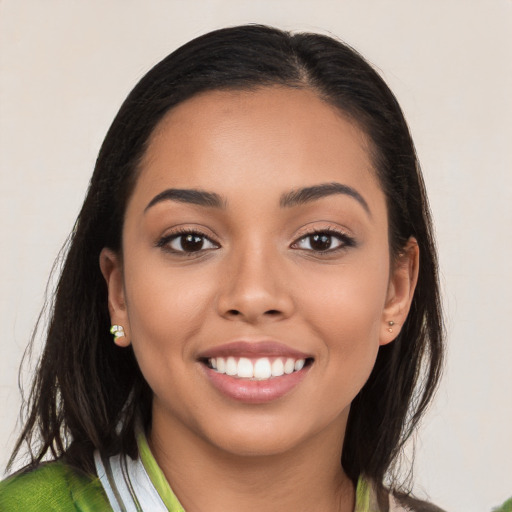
208, 356, 308, 380
284, 358, 295, 374
216, 357, 226, 374
237, 358, 254, 378
253, 358, 272, 379
225, 357, 237, 376
271, 358, 284, 377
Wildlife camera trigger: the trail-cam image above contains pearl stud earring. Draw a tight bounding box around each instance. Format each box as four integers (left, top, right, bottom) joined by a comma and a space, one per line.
110, 324, 125, 341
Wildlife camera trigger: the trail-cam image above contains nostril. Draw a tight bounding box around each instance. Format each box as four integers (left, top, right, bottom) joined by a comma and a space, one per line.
265, 310, 281, 316
227, 309, 241, 316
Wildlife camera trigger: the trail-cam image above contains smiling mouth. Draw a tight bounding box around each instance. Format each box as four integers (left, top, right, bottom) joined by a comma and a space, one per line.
203, 356, 314, 380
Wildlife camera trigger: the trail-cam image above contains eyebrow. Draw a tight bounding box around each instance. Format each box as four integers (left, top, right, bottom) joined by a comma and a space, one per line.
280, 182, 371, 216
144, 182, 370, 216
145, 188, 225, 212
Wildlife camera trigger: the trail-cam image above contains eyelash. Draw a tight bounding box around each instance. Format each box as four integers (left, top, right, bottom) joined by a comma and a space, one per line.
291, 228, 356, 254
156, 228, 219, 256
156, 227, 356, 256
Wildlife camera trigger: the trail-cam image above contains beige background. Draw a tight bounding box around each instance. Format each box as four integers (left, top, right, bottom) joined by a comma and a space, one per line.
1, 1, 511, 510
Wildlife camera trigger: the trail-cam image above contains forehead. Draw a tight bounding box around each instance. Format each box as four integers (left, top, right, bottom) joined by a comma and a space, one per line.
133, 86, 383, 210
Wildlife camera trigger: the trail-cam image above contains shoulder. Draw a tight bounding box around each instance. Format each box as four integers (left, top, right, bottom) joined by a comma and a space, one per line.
0, 461, 111, 511
391, 490, 447, 512
359, 478, 447, 512
493, 497, 512, 512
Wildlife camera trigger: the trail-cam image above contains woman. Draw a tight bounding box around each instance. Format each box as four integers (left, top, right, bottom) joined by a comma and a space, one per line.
0, 25, 444, 511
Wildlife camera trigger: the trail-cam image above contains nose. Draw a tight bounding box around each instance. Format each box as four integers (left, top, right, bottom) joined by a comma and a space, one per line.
216, 243, 295, 324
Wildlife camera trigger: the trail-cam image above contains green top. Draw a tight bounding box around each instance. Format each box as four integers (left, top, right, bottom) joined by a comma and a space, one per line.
137, 430, 185, 511
0, 461, 110, 511
0, 435, 378, 512
493, 496, 512, 512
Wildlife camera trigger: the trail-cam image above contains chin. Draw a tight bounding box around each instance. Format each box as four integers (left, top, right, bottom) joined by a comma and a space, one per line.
209, 431, 306, 458
198, 410, 346, 460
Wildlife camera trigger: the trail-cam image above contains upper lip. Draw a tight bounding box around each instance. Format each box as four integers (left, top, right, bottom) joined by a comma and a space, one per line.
197, 340, 312, 360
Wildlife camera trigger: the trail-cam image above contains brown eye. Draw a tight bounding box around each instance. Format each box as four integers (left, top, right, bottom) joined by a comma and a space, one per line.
164, 232, 219, 253
180, 234, 205, 252
293, 231, 354, 252
309, 234, 333, 251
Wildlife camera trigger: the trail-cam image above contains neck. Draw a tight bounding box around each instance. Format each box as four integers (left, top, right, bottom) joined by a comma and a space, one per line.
149, 410, 355, 512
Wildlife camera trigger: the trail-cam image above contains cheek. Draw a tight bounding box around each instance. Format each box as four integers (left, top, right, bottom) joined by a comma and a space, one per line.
300, 257, 389, 338
298, 258, 389, 388
122, 260, 216, 379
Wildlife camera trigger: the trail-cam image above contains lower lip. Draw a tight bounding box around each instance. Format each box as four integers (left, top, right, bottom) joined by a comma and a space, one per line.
202, 365, 311, 404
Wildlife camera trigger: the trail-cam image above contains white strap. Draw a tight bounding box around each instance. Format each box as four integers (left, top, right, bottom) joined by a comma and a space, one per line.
94, 450, 168, 512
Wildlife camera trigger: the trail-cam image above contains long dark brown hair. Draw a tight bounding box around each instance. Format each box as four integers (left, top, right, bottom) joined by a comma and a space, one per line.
10, 24, 443, 492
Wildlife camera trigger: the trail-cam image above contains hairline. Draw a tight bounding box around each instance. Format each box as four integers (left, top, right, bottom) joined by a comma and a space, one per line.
119, 83, 389, 250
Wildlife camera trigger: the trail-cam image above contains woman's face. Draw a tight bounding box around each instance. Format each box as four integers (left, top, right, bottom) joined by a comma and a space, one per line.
102, 87, 417, 458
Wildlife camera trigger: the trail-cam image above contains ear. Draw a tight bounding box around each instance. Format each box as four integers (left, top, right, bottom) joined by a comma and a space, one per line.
99, 248, 131, 347
380, 237, 419, 346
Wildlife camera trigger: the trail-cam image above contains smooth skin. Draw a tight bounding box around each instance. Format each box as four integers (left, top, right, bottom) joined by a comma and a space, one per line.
100, 87, 419, 512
